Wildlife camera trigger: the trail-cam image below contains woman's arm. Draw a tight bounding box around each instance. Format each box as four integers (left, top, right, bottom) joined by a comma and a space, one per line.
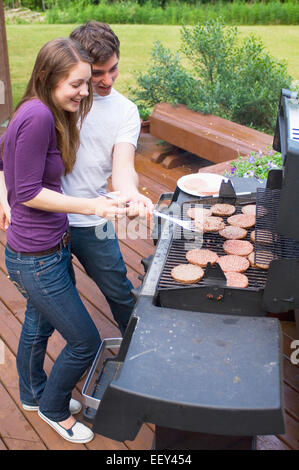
23, 187, 129, 219
0, 171, 11, 230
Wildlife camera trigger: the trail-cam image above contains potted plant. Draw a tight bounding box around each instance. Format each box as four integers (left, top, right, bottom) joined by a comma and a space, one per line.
137, 103, 152, 134
224, 148, 282, 181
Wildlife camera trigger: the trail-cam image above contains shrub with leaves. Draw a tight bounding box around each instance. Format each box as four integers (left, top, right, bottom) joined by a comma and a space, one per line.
130, 19, 295, 133
130, 41, 199, 110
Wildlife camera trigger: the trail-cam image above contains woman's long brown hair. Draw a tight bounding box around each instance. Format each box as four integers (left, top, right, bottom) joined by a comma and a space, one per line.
2, 38, 93, 174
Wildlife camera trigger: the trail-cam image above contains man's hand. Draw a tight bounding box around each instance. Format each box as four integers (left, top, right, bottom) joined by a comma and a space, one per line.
0, 202, 10, 232
120, 190, 154, 219
94, 192, 131, 220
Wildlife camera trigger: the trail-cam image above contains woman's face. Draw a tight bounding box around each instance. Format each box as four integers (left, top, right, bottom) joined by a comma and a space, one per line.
52, 61, 91, 112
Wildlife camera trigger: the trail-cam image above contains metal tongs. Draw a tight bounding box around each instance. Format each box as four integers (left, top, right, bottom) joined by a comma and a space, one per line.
98, 190, 131, 207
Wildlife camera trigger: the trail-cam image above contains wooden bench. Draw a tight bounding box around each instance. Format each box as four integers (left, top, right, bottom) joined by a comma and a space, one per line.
149, 102, 273, 168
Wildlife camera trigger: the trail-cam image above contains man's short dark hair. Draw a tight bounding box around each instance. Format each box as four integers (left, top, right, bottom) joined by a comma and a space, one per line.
70, 21, 120, 64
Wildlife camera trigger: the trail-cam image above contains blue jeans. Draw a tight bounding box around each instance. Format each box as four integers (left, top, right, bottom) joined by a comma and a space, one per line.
5, 242, 101, 422
69, 222, 134, 336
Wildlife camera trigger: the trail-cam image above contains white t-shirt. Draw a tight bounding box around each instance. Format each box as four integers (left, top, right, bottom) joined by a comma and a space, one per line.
61, 88, 141, 227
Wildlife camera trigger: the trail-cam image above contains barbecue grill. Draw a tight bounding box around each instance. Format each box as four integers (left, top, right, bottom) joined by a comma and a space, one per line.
82, 89, 299, 449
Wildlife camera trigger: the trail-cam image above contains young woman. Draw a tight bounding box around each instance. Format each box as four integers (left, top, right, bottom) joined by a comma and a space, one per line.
0, 38, 130, 444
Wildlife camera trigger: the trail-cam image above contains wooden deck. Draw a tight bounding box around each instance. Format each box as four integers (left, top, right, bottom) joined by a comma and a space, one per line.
0, 134, 298, 450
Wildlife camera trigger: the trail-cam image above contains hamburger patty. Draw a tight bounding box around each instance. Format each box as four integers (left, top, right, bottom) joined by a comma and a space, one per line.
186, 248, 219, 267
223, 239, 254, 257
241, 204, 256, 216
218, 255, 250, 273
225, 271, 249, 288
248, 251, 273, 269
199, 216, 226, 232
171, 264, 204, 284
211, 203, 236, 216
182, 178, 219, 196
219, 225, 248, 240
255, 229, 273, 245
186, 207, 212, 220
227, 214, 256, 229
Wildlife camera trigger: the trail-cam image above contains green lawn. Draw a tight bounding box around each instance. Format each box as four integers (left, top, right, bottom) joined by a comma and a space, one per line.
6, 24, 299, 108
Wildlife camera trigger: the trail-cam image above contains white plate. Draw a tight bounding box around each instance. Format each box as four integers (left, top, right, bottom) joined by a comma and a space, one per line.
177, 172, 226, 197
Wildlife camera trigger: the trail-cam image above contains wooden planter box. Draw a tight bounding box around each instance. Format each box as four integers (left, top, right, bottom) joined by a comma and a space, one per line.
140, 119, 150, 134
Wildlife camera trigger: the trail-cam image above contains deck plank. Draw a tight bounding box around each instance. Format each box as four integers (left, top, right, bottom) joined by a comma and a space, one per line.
0, 438, 8, 450
0, 377, 47, 450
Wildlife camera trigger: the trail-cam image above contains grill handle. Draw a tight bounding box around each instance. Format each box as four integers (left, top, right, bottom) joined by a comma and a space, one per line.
82, 338, 122, 410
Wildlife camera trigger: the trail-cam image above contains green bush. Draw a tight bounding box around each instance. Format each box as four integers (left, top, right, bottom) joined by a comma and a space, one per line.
130, 19, 295, 133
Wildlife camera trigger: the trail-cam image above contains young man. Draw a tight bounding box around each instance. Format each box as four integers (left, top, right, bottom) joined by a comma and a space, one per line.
64, 22, 153, 336
0, 21, 153, 336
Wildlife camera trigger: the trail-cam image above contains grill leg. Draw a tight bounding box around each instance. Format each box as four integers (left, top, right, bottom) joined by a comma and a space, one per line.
154, 426, 256, 450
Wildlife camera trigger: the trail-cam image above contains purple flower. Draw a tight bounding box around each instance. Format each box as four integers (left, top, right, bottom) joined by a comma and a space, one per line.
249, 154, 256, 164
230, 167, 236, 174
259, 150, 263, 157
243, 170, 255, 178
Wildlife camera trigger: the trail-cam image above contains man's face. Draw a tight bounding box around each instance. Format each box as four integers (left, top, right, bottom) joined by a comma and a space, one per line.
91, 53, 119, 96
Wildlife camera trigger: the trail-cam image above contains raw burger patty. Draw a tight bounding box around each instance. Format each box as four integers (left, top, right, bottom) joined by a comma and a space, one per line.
218, 255, 250, 273
223, 239, 253, 257
183, 178, 219, 195
225, 272, 249, 288
171, 264, 204, 284
211, 203, 236, 216
186, 248, 219, 267
186, 207, 212, 220
254, 229, 273, 245
227, 214, 256, 228
197, 216, 225, 232
242, 204, 256, 216
248, 251, 273, 269
219, 226, 248, 240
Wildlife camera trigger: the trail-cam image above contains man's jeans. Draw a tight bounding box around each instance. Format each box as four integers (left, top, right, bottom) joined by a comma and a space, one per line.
69, 222, 135, 336
5, 243, 101, 422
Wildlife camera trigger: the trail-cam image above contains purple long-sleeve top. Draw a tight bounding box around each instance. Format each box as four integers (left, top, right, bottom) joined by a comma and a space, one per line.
0, 99, 68, 252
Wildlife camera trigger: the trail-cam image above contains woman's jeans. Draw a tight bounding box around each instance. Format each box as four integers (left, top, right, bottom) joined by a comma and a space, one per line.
5, 243, 101, 422
69, 222, 135, 336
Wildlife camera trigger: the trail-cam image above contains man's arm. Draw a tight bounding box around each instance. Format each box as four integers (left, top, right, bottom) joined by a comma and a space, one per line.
0, 171, 10, 231
112, 142, 154, 218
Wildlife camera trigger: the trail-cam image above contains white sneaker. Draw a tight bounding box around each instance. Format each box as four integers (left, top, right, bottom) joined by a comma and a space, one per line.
22, 398, 82, 415
38, 410, 94, 444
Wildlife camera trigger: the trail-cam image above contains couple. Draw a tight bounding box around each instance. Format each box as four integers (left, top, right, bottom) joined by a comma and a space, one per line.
0, 22, 153, 443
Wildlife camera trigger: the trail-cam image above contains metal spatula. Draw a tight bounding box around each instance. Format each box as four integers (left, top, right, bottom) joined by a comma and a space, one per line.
153, 210, 198, 232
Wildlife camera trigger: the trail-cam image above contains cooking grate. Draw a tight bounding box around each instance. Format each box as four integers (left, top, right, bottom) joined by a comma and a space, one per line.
158, 188, 299, 292
158, 199, 267, 291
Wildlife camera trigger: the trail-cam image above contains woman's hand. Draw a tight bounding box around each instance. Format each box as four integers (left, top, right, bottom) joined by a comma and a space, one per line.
94, 192, 130, 220
0, 202, 10, 232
